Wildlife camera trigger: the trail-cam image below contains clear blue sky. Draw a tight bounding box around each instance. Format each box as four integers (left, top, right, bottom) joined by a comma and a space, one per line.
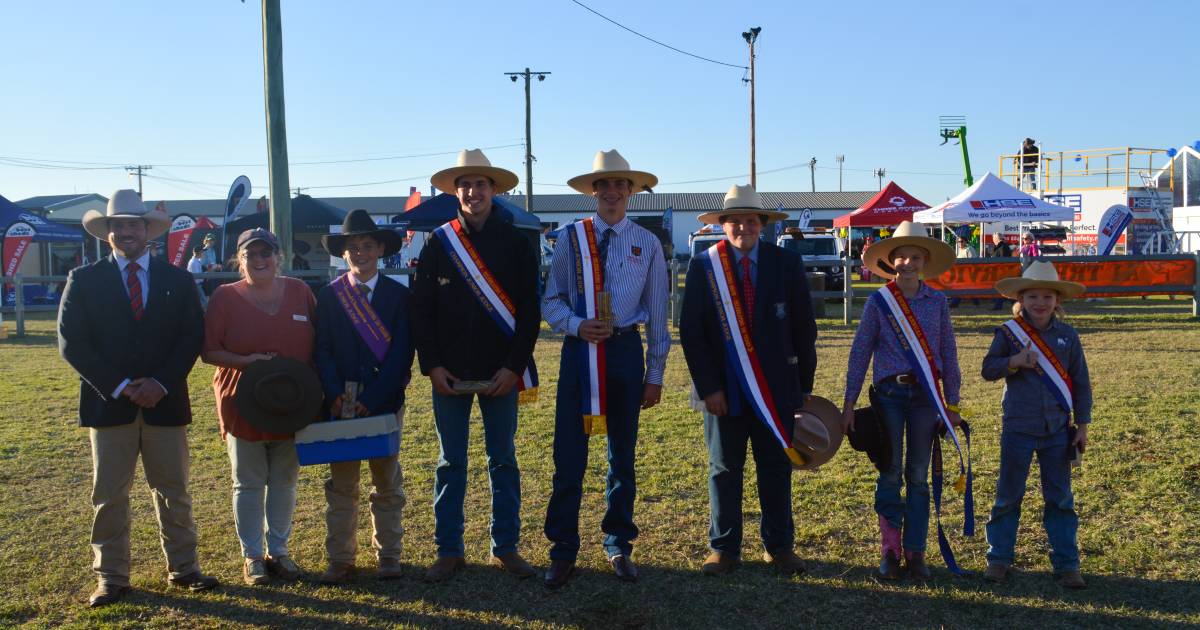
2, 0, 1197, 205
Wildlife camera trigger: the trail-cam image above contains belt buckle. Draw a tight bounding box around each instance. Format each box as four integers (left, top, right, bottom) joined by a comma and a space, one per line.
896, 374, 916, 385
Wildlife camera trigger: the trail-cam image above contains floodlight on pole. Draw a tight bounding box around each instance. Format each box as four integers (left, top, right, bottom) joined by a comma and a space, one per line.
504, 67, 552, 213
742, 26, 761, 188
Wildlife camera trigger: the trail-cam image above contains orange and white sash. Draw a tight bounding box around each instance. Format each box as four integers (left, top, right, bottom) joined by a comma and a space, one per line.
1001, 317, 1073, 413
568, 218, 607, 433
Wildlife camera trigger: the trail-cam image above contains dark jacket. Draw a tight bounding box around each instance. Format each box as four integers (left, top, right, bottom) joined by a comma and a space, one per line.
981, 317, 1092, 435
314, 273, 414, 416
411, 210, 540, 380
57, 255, 204, 427
680, 241, 818, 418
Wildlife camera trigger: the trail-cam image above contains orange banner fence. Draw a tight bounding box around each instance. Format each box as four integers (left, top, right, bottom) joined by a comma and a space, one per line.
926, 255, 1198, 299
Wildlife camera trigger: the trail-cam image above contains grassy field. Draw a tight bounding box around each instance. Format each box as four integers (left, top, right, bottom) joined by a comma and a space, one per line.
1, 298, 1198, 629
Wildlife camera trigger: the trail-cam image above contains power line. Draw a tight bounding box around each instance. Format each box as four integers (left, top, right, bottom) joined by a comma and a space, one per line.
569, 0, 747, 69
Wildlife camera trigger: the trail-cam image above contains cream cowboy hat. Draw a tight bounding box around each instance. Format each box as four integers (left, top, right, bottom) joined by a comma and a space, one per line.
698, 184, 789, 225
791, 395, 844, 472
430, 149, 519, 195
567, 149, 658, 194
862, 220, 956, 280
82, 189, 171, 240
995, 260, 1086, 300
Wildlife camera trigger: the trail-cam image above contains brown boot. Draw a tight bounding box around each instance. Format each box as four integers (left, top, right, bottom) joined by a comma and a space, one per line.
763, 548, 807, 576
1055, 570, 1086, 589
877, 551, 902, 581
701, 552, 740, 576
490, 552, 536, 578
424, 556, 465, 582
377, 557, 403, 581
984, 563, 1009, 583
88, 583, 130, 608
319, 562, 356, 585
905, 551, 931, 580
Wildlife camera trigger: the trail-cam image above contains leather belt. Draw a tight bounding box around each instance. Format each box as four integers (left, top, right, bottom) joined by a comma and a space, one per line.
613, 324, 640, 336
882, 373, 918, 386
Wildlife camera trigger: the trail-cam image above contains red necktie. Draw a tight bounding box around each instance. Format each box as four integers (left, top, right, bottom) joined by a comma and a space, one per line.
126, 261, 143, 321
740, 256, 754, 331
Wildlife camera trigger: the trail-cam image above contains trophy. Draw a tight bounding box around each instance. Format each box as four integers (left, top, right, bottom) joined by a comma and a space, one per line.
596, 291, 614, 337
341, 381, 360, 419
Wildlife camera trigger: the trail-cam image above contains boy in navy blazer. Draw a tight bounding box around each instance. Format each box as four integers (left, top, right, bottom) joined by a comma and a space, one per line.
314, 209, 413, 583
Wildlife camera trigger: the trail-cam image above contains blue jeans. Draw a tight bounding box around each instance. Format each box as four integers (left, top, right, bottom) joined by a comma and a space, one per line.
873, 380, 940, 552
986, 428, 1079, 572
431, 389, 520, 558
545, 332, 644, 561
703, 409, 793, 555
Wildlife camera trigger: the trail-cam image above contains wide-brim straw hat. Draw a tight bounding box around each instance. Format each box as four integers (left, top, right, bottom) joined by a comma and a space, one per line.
791, 395, 844, 472
862, 220, 956, 280
322, 209, 403, 258
430, 149, 519, 195
82, 189, 171, 240
698, 184, 789, 225
567, 149, 658, 194
995, 260, 1086, 300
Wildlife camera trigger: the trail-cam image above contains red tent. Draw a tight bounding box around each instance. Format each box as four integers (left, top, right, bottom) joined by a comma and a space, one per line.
833, 181, 929, 227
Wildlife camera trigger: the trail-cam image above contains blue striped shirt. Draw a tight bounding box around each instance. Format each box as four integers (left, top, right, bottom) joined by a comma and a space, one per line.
542, 214, 671, 384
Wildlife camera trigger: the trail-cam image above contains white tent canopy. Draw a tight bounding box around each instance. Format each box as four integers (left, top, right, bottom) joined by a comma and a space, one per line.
913, 172, 1075, 224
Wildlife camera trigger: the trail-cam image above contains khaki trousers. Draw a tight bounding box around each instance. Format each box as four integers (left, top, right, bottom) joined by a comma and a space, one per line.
324, 409, 406, 564
89, 412, 199, 586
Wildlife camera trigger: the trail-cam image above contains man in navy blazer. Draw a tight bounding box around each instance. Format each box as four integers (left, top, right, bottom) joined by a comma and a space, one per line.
314, 209, 413, 583
679, 185, 818, 578
57, 190, 218, 607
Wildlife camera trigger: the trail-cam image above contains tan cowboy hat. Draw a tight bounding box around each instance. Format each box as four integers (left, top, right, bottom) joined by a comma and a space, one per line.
430, 149, 519, 195
995, 260, 1086, 300
567, 149, 658, 194
862, 220, 956, 280
791, 395, 844, 472
82, 189, 171, 240
698, 184, 789, 225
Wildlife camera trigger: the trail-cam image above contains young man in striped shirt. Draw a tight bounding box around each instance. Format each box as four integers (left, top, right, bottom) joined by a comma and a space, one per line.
541, 150, 670, 588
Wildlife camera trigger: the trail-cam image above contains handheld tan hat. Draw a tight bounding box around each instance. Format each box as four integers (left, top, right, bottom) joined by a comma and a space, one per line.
791, 395, 844, 472
698, 184, 789, 225
567, 149, 658, 194
995, 260, 1086, 300
430, 149, 519, 195
862, 220, 956, 280
82, 189, 171, 240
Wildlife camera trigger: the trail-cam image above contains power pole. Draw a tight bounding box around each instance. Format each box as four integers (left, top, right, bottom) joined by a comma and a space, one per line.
742, 27, 761, 188
505, 68, 551, 213
808, 157, 817, 192
835, 155, 845, 192
124, 165, 152, 197
261, 0, 293, 269
874, 168, 887, 190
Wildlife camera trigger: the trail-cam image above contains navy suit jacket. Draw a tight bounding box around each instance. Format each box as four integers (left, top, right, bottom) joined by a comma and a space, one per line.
314, 273, 414, 416
57, 255, 204, 427
679, 241, 818, 418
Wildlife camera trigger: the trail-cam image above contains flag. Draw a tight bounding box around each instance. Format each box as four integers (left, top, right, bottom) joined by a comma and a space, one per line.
224, 175, 253, 222
402, 186, 421, 243
663, 206, 673, 236
3, 221, 35, 278
1097, 204, 1133, 255
167, 215, 198, 267
798, 207, 812, 230
256, 195, 268, 213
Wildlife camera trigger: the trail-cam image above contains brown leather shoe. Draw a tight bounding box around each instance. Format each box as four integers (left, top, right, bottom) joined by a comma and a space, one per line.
544, 559, 575, 589
377, 557, 403, 581
265, 555, 302, 582
243, 558, 270, 586
88, 583, 130, 608
701, 552, 740, 576
423, 556, 465, 582
905, 551, 931, 581
763, 548, 807, 576
319, 561, 356, 585
1055, 570, 1086, 589
877, 551, 902, 581
168, 571, 220, 591
984, 562, 1010, 583
609, 555, 639, 582
490, 552, 536, 578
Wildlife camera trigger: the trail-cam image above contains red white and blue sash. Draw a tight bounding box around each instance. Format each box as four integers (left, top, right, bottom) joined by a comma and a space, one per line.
1001, 317, 1073, 413
871, 282, 975, 575
701, 240, 805, 467
433, 219, 538, 403
568, 218, 606, 433
330, 273, 391, 363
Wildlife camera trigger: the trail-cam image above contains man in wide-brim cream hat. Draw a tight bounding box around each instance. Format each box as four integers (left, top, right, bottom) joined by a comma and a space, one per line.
542, 149, 670, 588
861, 220, 956, 280
82, 189, 171, 241
680, 183, 821, 578
995, 260, 1086, 300
430, 148, 519, 195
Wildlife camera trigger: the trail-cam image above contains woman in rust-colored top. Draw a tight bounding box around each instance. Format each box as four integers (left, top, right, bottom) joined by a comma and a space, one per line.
202, 228, 315, 586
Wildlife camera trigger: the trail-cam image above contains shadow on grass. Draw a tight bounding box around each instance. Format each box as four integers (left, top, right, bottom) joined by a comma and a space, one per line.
70, 559, 1200, 629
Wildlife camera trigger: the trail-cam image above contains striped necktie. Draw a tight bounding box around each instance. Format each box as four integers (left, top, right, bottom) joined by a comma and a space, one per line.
740, 256, 754, 331
597, 228, 613, 284
126, 261, 143, 321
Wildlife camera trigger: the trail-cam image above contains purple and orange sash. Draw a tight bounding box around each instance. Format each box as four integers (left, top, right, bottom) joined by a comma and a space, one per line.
1001, 317, 1073, 413
331, 273, 391, 363
433, 219, 538, 404
701, 241, 804, 467
568, 218, 607, 433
